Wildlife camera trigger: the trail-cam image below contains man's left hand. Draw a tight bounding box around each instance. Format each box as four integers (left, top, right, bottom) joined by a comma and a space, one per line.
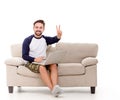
56, 25, 62, 39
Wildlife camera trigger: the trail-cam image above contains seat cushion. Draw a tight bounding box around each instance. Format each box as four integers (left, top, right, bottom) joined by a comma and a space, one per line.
58, 63, 85, 76
17, 63, 85, 78
17, 66, 39, 78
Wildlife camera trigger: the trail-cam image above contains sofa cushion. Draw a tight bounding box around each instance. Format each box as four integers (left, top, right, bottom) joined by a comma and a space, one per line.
16, 63, 85, 78
11, 44, 22, 57
17, 66, 39, 78
56, 42, 98, 63
58, 63, 85, 76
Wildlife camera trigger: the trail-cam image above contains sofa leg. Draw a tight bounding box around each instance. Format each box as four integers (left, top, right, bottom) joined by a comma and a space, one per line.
90, 87, 95, 94
8, 86, 13, 93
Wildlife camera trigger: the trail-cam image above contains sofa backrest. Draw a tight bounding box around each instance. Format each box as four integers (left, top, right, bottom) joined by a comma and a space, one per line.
10, 42, 98, 63
56, 42, 98, 63
11, 44, 22, 57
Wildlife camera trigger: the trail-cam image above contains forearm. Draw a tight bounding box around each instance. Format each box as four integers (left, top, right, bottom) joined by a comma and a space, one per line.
22, 55, 35, 62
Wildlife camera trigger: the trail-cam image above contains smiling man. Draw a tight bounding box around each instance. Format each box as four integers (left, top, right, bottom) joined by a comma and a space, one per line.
22, 19, 63, 97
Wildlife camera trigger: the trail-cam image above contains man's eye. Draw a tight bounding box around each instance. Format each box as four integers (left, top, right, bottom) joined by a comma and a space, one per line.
35, 26, 38, 28
40, 27, 43, 29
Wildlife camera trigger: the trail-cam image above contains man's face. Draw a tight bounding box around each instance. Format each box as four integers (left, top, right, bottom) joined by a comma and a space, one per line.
33, 23, 44, 37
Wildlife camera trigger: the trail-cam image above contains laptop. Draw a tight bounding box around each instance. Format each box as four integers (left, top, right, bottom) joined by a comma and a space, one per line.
32, 50, 66, 65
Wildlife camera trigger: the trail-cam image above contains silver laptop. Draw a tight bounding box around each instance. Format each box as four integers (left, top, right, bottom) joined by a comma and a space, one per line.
32, 50, 66, 65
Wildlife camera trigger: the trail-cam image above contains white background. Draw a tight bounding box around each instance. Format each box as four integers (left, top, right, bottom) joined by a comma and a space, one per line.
0, 0, 120, 99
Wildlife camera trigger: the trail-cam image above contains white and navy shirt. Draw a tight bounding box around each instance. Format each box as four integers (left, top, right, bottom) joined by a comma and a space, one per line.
29, 37, 47, 58
22, 35, 60, 62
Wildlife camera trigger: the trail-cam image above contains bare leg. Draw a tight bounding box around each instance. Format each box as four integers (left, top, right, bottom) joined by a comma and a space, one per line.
39, 64, 63, 97
39, 66, 53, 91
49, 64, 58, 87
49, 64, 63, 97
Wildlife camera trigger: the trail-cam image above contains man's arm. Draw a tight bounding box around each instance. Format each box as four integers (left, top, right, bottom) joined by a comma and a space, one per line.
22, 36, 35, 62
44, 25, 62, 45
43, 36, 60, 45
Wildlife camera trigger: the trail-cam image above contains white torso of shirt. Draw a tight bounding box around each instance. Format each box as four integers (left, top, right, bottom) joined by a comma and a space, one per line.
29, 37, 47, 59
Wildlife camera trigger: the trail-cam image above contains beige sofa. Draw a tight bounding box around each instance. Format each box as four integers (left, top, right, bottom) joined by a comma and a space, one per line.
5, 42, 98, 94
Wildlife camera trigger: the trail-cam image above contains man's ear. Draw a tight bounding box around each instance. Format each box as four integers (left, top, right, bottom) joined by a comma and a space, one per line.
43, 27, 45, 31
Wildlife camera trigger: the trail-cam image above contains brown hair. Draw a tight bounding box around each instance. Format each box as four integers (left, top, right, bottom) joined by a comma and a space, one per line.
33, 20, 45, 27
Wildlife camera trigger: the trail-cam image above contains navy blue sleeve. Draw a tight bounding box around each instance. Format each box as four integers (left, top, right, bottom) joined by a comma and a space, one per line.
22, 35, 35, 62
43, 36, 60, 45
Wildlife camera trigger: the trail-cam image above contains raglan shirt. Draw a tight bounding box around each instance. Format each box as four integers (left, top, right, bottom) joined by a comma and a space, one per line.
22, 35, 60, 63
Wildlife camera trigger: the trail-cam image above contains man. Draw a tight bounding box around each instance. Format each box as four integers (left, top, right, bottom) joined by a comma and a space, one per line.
22, 19, 63, 97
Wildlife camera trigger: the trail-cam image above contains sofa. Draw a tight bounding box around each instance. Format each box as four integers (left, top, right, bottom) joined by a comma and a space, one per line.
5, 42, 98, 94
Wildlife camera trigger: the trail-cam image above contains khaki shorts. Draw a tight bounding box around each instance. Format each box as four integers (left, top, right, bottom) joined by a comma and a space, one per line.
25, 62, 49, 73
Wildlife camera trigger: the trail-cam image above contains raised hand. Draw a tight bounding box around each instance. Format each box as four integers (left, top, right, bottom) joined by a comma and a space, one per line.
56, 25, 62, 39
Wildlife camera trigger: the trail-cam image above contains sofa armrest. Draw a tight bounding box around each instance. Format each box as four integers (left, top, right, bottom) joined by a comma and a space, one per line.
5, 57, 26, 66
81, 57, 98, 67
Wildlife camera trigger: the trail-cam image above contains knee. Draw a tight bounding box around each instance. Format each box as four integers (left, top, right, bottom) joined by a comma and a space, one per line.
50, 64, 58, 70
39, 66, 46, 72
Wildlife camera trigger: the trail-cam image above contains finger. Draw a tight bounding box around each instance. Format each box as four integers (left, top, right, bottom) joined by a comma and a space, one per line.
56, 25, 61, 30
40, 56, 43, 58
42, 56, 45, 58
56, 25, 58, 30
42, 56, 46, 59
59, 25, 60, 30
